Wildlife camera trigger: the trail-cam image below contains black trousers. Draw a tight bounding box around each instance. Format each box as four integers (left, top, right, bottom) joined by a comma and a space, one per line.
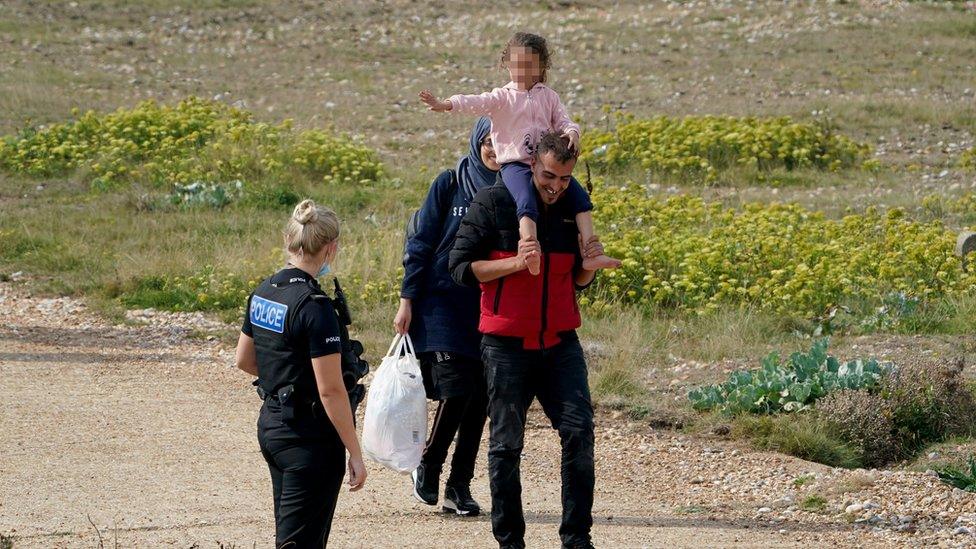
481, 337, 595, 548
419, 352, 488, 487
258, 399, 346, 549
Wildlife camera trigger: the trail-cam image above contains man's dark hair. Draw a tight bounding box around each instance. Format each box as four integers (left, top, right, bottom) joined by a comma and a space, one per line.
500, 32, 551, 83
535, 131, 576, 163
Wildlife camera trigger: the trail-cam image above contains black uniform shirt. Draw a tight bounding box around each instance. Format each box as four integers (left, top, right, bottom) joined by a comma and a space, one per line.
242, 268, 344, 395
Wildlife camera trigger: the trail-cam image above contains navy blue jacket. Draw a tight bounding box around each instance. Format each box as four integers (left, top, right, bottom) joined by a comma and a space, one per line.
401, 170, 482, 359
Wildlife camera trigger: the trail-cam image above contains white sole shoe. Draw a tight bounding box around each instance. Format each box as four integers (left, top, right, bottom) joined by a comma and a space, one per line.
411, 469, 437, 506
442, 498, 479, 516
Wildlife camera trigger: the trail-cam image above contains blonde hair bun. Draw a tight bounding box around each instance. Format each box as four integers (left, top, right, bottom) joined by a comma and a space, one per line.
284, 198, 340, 256
292, 199, 319, 225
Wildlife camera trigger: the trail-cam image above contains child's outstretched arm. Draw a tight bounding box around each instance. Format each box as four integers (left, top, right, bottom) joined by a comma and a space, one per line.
419, 90, 452, 112
420, 88, 505, 117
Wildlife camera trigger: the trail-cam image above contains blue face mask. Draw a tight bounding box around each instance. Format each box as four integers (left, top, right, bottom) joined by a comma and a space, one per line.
317, 262, 331, 277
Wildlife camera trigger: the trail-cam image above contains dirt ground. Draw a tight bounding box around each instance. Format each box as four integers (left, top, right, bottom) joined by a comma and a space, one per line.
1, 1, 975, 547
0, 282, 924, 548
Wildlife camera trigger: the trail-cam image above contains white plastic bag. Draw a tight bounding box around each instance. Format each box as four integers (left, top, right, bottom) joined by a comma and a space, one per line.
361, 333, 428, 473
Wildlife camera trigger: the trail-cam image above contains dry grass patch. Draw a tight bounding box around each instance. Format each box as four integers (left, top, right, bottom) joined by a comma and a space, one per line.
824, 472, 878, 497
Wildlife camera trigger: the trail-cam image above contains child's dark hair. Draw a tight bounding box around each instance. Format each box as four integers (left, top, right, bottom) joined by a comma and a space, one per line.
535, 132, 575, 163
500, 32, 551, 83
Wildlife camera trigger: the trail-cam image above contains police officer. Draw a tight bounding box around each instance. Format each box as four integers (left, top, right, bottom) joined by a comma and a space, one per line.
235, 199, 367, 548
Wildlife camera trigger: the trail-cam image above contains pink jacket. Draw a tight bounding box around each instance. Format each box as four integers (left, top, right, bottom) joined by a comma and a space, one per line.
448, 82, 581, 165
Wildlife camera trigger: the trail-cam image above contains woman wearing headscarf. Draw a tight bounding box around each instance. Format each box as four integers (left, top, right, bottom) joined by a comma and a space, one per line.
394, 117, 498, 516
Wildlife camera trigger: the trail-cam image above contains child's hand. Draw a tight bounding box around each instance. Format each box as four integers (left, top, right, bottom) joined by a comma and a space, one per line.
563, 130, 580, 156
419, 90, 451, 112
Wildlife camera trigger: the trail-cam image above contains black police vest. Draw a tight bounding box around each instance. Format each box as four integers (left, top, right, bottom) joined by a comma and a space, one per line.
249, 271, 331, 399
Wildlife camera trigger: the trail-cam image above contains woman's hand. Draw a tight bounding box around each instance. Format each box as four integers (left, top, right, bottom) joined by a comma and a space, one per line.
394, 298, 412, 335
419, 90, 452, 112
347, 454, 367, 491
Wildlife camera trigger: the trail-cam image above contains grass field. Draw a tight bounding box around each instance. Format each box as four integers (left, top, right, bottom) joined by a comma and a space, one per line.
1, 0, 976, 410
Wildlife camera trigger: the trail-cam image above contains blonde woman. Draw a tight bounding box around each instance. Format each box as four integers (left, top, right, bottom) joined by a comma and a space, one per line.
236, 199, 367, 548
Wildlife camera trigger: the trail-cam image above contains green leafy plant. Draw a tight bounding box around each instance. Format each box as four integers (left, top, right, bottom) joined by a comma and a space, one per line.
799, 494, 828, 512
161, 180, 243, 209
817, 358, 976, 466
119, 265, 259, 313
731, 412, 861, 468
0, 97, 383, 192
793, 474, 815, 487
240, 183, 301, 209
960, 147, 975, 169
580, 113, 871, 182
587, 188, 976, 318
859, 292, 921, 331
936, 456, 976, 492
688, 338, 887, 415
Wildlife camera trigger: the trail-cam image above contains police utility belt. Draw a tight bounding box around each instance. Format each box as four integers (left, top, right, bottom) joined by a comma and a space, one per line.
256, 382, 320, 422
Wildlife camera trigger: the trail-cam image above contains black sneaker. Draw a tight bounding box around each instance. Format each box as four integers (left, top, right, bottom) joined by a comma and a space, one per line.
411, 464, 439, 506
562, 540, 595, 549
443, 484, 480, 516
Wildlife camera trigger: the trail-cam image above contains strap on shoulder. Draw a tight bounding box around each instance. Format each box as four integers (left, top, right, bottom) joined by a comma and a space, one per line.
287, 280, 327, 326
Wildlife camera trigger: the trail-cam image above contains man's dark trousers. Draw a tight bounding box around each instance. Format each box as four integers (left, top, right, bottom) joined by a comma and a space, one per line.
481, 336, 595, 548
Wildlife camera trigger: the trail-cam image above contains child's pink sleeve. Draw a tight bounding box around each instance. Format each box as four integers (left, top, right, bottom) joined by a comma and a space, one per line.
448, 88, 505, 116
549, 90, 580, 136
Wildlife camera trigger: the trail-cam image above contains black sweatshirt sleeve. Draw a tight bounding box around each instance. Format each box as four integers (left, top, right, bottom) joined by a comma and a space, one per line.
400, 171, 454, 300
449, 187, 496, 288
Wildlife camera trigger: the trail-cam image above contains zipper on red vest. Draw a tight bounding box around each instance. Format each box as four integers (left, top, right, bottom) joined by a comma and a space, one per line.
539, 251, 550, 349
539, 202, 551, 350
493, 277, 505, 314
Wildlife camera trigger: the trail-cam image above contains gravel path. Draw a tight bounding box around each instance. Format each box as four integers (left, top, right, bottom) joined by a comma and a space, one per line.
0, 282, 972, 548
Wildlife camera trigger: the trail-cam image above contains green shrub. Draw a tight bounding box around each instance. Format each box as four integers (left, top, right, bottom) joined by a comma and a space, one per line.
732, 413, 861, 468
793, 474, 815, 487
688, 338, 887, 415
590, 188, 976, 318
815, 389, 900, 467
0, 97, 384, 192
592, 369, 643, 400
936, 456, 976, 492
580, 113, 871, 182
884, 358, 976, 446
119, 266, 258, 313
240, 183, 301, 209
817, 358, 976, 466
0, 230, 60, 262
960, 147, 975, 169
0, 98, 246, 181
291, 129, 384, 185
799, 494, 828, 512
159, 180, 243, 210
344, 271, 401, 304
